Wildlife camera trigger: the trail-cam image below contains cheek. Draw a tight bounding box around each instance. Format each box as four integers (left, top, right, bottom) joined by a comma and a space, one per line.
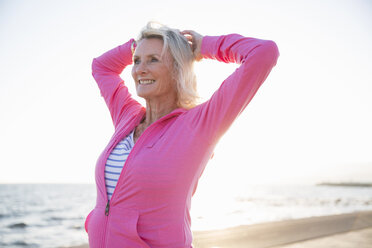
160, 66, 175, 84
131, 68, 136, 80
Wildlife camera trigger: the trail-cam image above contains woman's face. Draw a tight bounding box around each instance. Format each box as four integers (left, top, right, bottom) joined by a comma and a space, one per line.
132, 38, 177, 101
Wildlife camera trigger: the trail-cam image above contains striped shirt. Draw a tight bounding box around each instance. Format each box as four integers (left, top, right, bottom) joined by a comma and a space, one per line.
105, 130, 134, 200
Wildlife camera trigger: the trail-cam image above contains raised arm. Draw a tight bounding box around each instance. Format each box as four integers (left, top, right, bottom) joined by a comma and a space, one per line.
92, 39, 143, 129
187, 33, 279, 144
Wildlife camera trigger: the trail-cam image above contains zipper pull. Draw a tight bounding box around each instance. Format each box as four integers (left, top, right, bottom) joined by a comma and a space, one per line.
105, 200, 110, 216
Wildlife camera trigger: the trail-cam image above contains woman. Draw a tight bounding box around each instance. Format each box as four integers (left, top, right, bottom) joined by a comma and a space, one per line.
85, 22, 279, 248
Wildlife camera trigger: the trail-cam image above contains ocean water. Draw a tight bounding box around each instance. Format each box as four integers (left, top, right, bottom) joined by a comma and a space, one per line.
0, 184, 95, 248
191, 183, 372, 231
1, 184, 371, 248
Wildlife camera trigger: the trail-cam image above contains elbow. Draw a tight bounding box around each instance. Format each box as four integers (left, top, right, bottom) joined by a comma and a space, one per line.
261, 40, 280, 66
91, 58, 99, 75
91, 57, 106, 78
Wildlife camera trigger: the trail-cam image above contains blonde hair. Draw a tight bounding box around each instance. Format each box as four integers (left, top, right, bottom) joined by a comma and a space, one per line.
136, 22, 199, 109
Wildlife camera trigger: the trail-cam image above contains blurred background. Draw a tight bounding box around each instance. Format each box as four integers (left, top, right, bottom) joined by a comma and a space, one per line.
0, 0, 371, 247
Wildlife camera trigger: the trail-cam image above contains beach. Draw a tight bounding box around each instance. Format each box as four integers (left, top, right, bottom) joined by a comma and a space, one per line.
66, 210, 372, 248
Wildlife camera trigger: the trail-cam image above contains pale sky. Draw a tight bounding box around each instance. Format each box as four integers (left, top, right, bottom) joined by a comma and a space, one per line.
0, 0, 371, 187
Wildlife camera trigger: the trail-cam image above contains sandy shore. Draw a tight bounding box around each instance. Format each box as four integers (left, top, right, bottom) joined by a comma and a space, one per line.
66, 210, 372, 248
272, 227, 372, 248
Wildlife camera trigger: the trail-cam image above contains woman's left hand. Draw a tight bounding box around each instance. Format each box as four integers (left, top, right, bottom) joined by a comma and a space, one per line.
181, 30, 203, 61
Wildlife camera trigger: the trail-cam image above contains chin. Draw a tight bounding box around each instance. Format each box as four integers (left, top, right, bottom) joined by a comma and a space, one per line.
136, 89, 154, 100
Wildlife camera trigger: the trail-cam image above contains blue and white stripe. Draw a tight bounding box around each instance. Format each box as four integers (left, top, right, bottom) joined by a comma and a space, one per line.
105, 130, 134, 200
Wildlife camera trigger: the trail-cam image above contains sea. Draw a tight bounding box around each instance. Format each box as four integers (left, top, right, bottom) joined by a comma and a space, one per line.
0, 183, 371, 248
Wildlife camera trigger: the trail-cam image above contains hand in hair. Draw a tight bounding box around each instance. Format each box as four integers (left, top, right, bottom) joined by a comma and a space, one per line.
180, 30, 203, 62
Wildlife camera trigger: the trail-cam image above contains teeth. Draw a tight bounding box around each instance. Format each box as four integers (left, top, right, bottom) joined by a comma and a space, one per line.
139, 80, 155, 85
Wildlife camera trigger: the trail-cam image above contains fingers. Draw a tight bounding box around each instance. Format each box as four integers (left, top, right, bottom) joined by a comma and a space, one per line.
181, 30, 202, 43
183, 34, 193, 42
180, 30, 194, 35
180, 30, 196, 51
180, 30, 196, 41
180, 30, 194, 42
180, 30, 203, 61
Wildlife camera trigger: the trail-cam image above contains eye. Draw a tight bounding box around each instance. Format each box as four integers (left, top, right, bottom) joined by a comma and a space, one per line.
133, 58, 140, 64
150, 57, 159, 62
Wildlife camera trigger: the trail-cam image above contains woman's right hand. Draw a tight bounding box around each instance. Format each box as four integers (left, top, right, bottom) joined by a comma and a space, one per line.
131, 39, 137, 54
181, 30, 203, 61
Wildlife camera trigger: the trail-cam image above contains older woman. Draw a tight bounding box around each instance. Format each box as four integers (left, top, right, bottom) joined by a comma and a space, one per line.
85, 22, 279, 248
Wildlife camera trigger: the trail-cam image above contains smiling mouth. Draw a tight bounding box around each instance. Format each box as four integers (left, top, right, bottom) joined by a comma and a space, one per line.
139, 80, 156, 85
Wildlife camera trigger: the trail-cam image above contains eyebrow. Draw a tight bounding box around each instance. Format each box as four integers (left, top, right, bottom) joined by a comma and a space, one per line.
133, 54, 161, 58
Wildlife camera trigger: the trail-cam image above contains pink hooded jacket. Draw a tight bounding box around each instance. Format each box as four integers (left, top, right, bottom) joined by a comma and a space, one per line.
85, 34, 279, 247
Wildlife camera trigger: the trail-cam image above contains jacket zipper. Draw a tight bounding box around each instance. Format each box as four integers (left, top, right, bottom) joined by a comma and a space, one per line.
101, 109, 184, 247
101, 211, 109, 248
101, 113, 145, 248
105, 201, 110, 216
107, 111, 183, 206
108, 121, 156, 203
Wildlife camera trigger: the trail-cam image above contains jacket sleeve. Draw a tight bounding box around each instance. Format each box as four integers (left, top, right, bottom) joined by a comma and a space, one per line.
189, 34, 279, 144
91, 39, 143, 129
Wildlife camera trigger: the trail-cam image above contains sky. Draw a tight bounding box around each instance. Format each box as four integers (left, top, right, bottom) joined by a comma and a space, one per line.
0, 0, 371, 187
